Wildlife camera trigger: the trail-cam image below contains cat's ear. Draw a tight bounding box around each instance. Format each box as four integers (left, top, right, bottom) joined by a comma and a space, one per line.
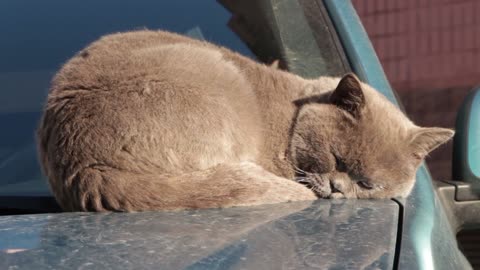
409, 127, 455, 159
330, 73, 365, 117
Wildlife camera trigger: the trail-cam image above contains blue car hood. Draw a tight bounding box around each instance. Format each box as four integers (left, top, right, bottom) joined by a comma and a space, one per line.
0, 200, 398, 269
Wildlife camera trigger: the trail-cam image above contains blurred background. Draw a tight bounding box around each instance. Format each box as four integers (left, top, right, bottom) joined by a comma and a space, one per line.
352, 0, 479, 182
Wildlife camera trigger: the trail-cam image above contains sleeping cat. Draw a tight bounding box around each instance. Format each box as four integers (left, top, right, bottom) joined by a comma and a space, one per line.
37, 30, 453, 212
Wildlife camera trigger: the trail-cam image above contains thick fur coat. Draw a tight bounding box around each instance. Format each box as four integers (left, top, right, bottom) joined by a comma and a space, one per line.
37, 30, 454, 211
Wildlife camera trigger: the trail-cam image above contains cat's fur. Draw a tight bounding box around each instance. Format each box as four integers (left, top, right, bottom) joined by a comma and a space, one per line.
37, 30, 454, 212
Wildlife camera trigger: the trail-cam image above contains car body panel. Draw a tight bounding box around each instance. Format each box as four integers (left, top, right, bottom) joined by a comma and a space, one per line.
0, 200, 397, 269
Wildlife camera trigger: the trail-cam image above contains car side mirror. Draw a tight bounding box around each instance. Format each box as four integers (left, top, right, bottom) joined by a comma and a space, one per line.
436, 88, 480, 231
440, 91, 480, 268
453, 88, 480, 183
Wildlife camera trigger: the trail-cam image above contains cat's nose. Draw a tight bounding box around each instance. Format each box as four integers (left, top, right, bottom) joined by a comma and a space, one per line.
329, 178, 347, 199
330, 181, 341, 193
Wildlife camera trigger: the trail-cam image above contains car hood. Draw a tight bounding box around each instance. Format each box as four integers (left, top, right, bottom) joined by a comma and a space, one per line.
0, 200, 398, 269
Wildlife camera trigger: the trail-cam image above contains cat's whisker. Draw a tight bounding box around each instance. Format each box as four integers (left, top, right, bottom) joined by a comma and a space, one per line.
292, 164, 308, 176
283, 158, 309, 176
294, 177, 309, 184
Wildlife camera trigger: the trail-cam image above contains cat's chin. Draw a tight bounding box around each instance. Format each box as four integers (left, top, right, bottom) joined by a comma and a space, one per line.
328, 192, 345, 199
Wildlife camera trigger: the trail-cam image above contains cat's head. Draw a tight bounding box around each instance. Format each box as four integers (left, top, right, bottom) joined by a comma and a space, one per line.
290, 73, 454, 199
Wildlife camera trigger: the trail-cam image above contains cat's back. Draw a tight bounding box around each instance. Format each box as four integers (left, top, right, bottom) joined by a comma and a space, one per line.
52, 30, 248, 97
42, 30, 262, 175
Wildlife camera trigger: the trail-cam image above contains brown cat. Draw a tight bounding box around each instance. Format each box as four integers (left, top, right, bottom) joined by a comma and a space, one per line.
37, 30, 453, 212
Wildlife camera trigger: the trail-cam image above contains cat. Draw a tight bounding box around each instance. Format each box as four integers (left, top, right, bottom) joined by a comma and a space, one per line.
37, 30, 454, 212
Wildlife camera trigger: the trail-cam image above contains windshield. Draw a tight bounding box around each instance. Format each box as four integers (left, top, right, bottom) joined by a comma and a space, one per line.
0, 0, 348, 199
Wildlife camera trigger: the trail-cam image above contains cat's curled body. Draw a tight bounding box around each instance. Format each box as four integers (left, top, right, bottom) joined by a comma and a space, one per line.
38, 30, 453, 212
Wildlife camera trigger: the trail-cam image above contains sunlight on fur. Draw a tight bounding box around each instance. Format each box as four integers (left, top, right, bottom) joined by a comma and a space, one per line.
37, 30, 454, 212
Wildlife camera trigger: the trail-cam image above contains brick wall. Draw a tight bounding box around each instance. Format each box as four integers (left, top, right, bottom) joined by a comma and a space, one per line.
352, 0, 480, 181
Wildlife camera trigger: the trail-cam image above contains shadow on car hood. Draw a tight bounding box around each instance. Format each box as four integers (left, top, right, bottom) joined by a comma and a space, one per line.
0, 200, 398, 269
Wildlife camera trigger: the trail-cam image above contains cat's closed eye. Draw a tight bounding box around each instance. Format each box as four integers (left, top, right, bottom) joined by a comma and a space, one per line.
357, 180, 374, 190
334, 155, 372, 189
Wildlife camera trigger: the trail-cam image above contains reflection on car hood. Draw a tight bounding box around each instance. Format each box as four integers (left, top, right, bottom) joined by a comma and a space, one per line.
0, 200, 398, 269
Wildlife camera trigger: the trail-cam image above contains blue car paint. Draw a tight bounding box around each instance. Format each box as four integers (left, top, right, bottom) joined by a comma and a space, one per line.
453, 88, 480, 185
324, 1, 471, 269
0, 200, 399, 269
468, 89, 480, 178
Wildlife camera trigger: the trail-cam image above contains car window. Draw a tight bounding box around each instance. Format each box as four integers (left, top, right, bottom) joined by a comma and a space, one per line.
0, 0, 348, 199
